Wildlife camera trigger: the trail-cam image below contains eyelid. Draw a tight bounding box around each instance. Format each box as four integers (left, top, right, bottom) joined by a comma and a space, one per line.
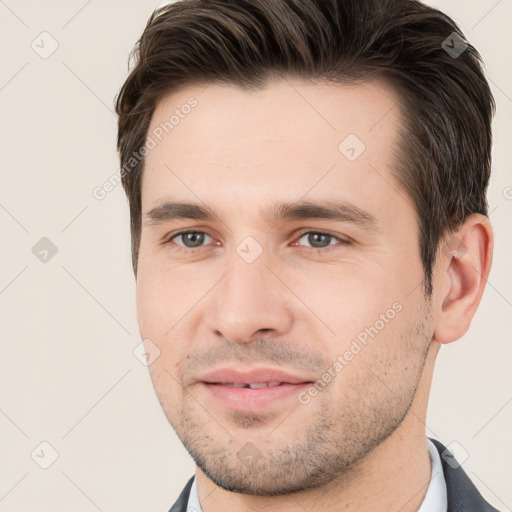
164, 229, 215, 249
291, 229, 351, 248
293, 228, 349, 240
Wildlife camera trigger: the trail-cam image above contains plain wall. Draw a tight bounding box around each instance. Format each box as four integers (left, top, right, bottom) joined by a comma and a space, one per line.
1, 0, 511, 510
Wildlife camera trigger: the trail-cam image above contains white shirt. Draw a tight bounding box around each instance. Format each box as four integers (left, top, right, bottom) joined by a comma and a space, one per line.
186, 438, 447, 512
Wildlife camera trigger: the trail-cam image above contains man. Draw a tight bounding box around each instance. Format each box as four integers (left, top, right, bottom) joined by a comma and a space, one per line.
115, 0, 499, 510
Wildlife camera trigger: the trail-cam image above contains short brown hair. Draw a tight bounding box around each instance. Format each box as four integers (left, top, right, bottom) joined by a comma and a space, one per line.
115, 0, 495, 296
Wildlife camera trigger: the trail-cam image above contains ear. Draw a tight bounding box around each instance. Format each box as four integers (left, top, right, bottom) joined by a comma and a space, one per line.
433, 214, 494, 344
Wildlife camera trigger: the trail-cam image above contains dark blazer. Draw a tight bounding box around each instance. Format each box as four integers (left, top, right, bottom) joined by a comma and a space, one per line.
168, 438, 502, 511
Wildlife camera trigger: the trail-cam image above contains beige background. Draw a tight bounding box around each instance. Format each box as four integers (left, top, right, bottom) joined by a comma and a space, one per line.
1, 0, 511, 510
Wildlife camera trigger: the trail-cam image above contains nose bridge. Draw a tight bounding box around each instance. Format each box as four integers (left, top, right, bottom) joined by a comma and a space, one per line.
224, 254, 266, 305
208, 241, 293, 343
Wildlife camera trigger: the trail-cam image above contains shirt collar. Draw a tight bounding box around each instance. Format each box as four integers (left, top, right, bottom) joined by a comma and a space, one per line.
418, 437, 448, 512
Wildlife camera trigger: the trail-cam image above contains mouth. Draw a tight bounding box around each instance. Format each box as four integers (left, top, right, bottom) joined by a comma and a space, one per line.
198, 367, 314, 385
211, 382, 291, 388
197, 368, 315, 412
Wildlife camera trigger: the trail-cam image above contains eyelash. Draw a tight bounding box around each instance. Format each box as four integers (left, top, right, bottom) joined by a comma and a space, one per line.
163, 229, 350, 253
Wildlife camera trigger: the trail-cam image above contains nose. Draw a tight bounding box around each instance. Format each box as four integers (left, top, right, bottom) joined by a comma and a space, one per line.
206, 252, 294, 344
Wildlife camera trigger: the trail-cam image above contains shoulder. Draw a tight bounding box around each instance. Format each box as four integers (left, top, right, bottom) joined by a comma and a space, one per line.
168, 476, 195, 512
429, 438, 502, 512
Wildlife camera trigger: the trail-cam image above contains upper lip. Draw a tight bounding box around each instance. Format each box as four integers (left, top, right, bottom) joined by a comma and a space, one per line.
197, 367, 315, 385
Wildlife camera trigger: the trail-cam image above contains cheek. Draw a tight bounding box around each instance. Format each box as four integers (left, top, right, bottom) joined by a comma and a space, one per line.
145, 357, 186, 428
282, 261, 401, 341
324, 301, 427, 405
136, 259, 195, 333
136, 267, 195, 373
284, 266, 416, 383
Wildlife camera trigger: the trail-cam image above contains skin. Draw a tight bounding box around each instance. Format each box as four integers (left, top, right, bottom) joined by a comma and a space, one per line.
136, 77, 493, 512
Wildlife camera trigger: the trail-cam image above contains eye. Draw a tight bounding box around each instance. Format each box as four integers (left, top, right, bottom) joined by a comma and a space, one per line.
293, 231, 349, 250
164, 229, 349, 252
168, 231, 213, 249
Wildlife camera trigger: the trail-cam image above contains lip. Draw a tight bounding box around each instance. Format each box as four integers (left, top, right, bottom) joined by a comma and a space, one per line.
197, 367, 315, 412
198, 367, 314, 386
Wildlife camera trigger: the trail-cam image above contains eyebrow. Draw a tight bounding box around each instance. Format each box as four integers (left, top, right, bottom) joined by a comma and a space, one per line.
144, 199, 379, 231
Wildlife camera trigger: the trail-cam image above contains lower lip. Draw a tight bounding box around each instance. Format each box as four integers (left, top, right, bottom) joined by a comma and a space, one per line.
202, 382, 311, 411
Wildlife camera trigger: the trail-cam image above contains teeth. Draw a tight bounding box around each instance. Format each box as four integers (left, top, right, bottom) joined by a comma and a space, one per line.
248, 382, 282, 389
218, 382, 283, 388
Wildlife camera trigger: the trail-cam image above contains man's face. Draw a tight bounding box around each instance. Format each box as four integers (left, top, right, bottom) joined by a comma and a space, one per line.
137, 78, 435, 494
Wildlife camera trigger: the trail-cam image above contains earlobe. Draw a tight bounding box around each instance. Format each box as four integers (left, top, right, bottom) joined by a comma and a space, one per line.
434, 214, 493, 345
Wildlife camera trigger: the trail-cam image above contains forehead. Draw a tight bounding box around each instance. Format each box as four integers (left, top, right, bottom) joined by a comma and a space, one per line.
142, 77, 405, 218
